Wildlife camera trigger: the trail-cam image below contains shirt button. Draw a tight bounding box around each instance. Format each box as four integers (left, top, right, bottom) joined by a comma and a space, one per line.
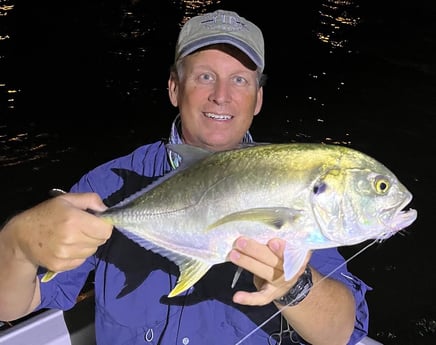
144, 328, 154, 342
182, 337, 190, 344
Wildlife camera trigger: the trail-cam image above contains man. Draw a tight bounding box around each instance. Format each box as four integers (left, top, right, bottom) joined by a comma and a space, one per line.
0, 9, 370, 344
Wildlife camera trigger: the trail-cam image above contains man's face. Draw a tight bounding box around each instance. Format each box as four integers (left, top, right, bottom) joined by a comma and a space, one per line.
168, 48, 263, 152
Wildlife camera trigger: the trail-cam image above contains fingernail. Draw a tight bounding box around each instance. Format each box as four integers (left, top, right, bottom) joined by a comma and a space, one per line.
229, 250, 241, 262
236, 237, 247, 249
270, 239, 280, 252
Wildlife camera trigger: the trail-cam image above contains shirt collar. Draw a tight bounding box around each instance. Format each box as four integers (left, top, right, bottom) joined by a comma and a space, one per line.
168, 114, 254, 169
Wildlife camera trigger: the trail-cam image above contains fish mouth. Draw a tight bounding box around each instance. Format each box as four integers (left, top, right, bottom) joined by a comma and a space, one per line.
204, 112, 233, 120
390, 207, 417, 230
380, 196, 417, 239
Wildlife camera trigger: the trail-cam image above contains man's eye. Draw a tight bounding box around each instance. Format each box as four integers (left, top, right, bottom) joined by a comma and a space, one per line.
233, 76, 248, 86
199, 73, 214, 82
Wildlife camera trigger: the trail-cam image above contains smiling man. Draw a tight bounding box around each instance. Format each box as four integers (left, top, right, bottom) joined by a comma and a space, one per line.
0, 9, 370, 345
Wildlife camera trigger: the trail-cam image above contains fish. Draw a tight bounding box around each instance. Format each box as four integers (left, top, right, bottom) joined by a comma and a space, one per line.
42, 143, 417, 298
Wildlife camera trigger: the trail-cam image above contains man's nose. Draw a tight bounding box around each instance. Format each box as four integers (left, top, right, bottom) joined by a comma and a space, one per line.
209, 79, 231, 104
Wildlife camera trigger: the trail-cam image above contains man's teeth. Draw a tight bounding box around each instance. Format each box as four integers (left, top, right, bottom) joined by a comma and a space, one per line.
205, 113, 232, 120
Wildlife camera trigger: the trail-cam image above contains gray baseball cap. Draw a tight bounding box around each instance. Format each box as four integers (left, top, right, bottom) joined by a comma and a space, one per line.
175, 10, 265, 72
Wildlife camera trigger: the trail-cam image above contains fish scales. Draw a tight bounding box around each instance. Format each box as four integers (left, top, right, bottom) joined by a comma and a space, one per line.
103, 145, 333, 255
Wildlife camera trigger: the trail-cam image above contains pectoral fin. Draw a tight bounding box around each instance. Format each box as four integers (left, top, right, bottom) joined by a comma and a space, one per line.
283, 246, 309, 281
207, 207, 301, 231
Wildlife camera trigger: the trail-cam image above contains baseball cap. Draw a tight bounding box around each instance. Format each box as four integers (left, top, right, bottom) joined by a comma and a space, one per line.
175, 10, 265, 72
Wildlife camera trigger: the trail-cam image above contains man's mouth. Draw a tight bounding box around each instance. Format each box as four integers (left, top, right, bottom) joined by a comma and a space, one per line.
204, 112, 233, 120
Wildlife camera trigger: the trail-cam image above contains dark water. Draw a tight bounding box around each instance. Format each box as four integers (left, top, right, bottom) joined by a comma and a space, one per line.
1, 0, 436, 344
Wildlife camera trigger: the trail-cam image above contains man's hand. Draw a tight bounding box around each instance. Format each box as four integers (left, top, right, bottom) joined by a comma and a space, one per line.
12, 192, 113, 274
228, 236, 311, 306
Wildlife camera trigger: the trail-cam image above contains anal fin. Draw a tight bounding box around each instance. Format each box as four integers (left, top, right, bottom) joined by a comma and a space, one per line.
168, 259, 212, 298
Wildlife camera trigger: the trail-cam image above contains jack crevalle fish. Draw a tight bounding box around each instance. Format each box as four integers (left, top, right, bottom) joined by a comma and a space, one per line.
43, 143, 418, 297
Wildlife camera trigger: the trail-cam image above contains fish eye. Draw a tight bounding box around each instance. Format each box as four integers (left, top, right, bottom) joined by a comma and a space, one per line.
374, 176, 390, 194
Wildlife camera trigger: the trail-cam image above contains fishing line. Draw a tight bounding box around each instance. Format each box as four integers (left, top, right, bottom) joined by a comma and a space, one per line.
234, 239, 378, 345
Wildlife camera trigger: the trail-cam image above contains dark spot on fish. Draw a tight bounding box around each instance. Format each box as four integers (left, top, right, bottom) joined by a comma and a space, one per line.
313, 182, 327, 195
272, 219, 284, 229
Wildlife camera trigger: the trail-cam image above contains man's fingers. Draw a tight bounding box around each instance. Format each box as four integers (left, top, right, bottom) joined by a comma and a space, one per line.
232, 236, 283, 267
57, 192, 108, 213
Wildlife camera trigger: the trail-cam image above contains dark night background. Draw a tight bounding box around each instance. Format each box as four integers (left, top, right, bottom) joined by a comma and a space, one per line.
1, 1, 435, 344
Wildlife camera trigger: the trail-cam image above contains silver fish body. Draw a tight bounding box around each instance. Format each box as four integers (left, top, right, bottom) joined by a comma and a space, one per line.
98, 143, 417, 297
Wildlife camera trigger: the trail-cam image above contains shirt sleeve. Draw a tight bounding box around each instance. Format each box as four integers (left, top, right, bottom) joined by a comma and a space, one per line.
70, 141, 170, 198
36, 141, 171, 312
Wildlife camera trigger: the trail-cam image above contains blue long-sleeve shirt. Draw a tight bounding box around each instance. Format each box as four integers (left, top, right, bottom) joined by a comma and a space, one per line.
37, 140, 370, 344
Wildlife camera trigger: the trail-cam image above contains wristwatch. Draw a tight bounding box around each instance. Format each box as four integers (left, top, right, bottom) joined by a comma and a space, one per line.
274, 265, 313, 306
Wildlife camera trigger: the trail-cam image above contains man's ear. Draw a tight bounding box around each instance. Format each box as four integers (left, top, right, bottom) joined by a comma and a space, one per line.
254, 86, 263, 116
168, 76, 178, 107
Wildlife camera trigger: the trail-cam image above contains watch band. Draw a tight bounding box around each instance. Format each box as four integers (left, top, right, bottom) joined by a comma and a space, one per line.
274, 265, 313, 306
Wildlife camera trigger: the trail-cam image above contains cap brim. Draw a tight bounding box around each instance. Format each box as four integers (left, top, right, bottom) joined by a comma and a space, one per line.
177, 35, 264, 71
